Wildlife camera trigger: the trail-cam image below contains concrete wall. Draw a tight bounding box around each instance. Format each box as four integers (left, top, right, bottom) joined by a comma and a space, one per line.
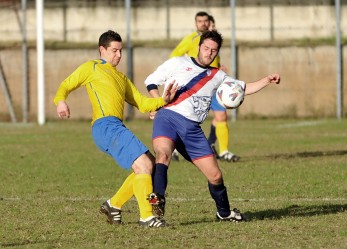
0, 45, 346, 122
0, 4, 346, 42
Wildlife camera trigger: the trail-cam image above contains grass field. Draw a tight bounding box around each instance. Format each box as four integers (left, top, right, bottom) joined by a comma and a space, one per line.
1, 118, 346, 249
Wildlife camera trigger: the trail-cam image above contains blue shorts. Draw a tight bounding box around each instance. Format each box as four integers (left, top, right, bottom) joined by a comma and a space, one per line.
210, 94, 226, 111
92, 116, 149, 169
152, 109, 214, 162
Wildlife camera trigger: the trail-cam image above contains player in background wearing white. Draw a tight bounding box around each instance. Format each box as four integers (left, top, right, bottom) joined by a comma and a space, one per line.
54, 30, 177, 227
170, 11, 239, 162
145, 30, 280, 222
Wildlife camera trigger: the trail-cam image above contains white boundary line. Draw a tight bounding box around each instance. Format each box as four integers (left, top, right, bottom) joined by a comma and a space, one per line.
278, 120, 325, 128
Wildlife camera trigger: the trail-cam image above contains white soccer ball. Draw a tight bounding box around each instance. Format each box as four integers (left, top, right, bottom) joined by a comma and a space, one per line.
216, 81, 245, 109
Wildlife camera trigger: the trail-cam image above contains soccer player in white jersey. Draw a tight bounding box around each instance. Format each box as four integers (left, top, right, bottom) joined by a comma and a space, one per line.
170, 11, 239, 162
145, 30, 280, 222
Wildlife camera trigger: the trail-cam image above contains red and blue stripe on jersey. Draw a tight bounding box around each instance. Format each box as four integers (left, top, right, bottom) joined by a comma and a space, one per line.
165, 67, 219, 107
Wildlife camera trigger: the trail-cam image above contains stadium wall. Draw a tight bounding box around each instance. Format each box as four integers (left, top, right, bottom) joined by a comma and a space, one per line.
0, 45, 346, 122
0, 3, 346, 42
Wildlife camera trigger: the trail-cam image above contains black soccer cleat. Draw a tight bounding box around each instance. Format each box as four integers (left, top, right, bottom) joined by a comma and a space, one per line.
99, 201, 122, 224
216, 208, 248, 223
139, 216, 166, 228
147, 192, 166, 217
218, 151, 240, 162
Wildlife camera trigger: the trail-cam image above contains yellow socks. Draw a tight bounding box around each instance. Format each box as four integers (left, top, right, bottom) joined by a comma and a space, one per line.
109, 172, 153, 220
216, 121, 229, 154
133, 173, 153, 220
110, 172, 135, 209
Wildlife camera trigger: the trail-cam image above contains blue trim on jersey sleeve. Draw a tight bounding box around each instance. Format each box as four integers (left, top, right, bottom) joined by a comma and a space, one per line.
146, 84, 158, 92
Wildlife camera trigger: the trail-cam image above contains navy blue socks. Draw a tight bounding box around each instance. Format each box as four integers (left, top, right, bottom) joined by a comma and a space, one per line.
208, 181, 231, 217
152, 163, 168, 196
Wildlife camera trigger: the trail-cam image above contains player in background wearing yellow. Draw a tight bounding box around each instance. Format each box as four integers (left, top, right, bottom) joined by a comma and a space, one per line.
54, 30, 177, 228
170, 11, 239, 162
206, 14, 240, 162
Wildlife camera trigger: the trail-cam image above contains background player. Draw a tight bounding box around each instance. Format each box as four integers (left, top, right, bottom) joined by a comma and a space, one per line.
54, 30, 177, 228
170, 11, 239, 162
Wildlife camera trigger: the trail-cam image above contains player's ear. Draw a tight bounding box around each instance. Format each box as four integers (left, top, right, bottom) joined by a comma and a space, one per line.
99, 46, 105, 56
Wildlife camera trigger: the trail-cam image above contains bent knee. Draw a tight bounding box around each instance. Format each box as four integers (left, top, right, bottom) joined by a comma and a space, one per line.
208, 171, 223, 185
214, 112, 227, 122
153, 148, 172, 164
132, 154, 153, 174
155, 152, 171, 164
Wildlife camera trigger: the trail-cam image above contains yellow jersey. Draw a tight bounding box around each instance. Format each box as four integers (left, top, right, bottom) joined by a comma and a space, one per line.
54, 59, 166, 124
170, 31, 220, 68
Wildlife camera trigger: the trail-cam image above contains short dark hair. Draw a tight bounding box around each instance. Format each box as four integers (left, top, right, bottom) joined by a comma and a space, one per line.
195, 11, 209, 20
208, 15, 215, 24
98, 30, 122, 48
199, 30, 223, 50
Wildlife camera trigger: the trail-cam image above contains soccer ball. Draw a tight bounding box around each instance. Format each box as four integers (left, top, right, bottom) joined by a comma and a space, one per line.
216, 81, 245, 109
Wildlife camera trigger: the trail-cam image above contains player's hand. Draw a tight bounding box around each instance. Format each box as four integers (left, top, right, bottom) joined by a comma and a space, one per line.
219, 64, 228, 73
267, 73, 280, 84
163, 80, 179, 103
57, 101, 70, 119
149, 111, 157, 120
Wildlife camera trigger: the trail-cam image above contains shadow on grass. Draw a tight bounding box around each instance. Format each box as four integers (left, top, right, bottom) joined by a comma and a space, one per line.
243, 149, 347, 161
247, 203, 347, 221
0, 240, 58, 248
178, 204, 347, 225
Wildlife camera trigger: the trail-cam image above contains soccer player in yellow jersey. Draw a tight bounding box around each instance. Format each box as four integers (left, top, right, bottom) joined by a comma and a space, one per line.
170, 11, 239, 162
54, 30, 177, 227
170, 12, 219, 68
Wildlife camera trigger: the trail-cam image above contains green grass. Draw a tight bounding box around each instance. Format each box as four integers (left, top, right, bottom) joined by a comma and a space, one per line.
1, 118, 347, 248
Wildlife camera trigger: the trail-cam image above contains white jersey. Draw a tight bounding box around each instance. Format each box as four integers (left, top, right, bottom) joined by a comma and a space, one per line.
145, 55, 245, 123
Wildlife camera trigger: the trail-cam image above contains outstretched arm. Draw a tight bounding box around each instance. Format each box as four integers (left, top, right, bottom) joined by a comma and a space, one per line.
245, 73, 280, 95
